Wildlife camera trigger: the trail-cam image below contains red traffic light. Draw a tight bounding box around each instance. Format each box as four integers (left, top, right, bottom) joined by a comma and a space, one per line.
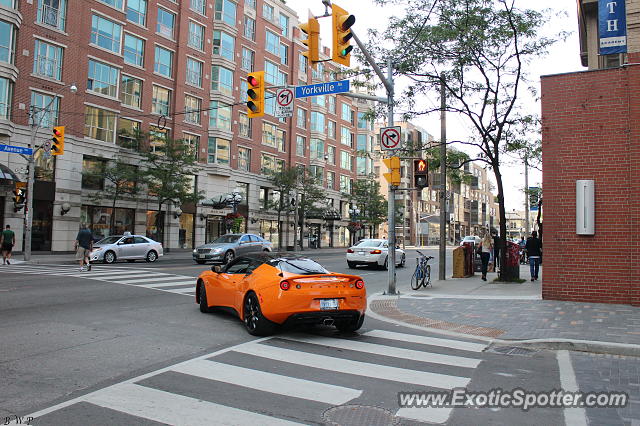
53, 128, 62, 137
248, 75, 259, 87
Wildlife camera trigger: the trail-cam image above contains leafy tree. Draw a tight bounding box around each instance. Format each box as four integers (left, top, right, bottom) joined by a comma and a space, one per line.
368, 0, 560, 280
348, 179, 388, 240
295, 169, 326, 250
141, 138, 203, 246
266, 167, 298, 248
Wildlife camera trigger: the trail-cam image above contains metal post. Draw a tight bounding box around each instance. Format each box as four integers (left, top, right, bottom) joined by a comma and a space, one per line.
387, 57, 397, 295
524, 155, 529, 237
439, 75, 447, 281
23, 129, 36, 261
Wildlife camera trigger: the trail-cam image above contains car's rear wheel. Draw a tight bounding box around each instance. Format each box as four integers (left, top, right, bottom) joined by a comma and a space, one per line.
199, 282, 213, 313
104, 251, 116, 264
347, 261, 356, 268
336, 314, 365, 333
146, 250, 158, 262
243, 293, 276, 336
223, 250, 235, 264
195, 260, 206, 264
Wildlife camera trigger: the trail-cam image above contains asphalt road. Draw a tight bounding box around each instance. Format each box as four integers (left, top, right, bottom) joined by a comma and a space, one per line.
0, 252, 565, 425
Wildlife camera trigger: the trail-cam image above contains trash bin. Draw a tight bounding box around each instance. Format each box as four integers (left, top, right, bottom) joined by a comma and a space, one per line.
452, 246, 467, 278
462, 242, 475, 276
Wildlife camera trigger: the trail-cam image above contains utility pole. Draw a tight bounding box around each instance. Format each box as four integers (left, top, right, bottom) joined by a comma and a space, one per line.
439, 75, 447, 281
524, 154, 529, 237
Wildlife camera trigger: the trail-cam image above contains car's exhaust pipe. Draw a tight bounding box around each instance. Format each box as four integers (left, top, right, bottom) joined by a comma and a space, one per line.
322, 318, 334, 326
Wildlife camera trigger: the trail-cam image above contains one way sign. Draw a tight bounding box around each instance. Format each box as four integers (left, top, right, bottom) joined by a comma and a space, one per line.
275, 88, 294, 118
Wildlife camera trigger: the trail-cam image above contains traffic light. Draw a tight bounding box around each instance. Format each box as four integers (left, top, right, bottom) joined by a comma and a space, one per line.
299, 16, 320, 65
382, 156, 401, 186
414, 159, 429, 189
246, 71, 265, 118
13, 184, 25, 211
51, 126, 65, 155
332, 3, 355, 67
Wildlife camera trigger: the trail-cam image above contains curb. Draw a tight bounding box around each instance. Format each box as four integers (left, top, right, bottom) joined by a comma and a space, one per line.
367, 294, 640, 356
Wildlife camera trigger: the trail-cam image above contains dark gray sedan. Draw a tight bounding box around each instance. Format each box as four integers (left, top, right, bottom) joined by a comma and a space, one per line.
192, 233, 273, 264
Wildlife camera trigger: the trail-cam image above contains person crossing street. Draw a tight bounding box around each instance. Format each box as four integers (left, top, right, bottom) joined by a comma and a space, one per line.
74, 224, 93, 272
2, 225, 15, 265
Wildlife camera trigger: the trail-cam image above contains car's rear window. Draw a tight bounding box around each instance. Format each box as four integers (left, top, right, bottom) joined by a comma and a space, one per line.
271, 258, 329, 275
355, 240, 382, 248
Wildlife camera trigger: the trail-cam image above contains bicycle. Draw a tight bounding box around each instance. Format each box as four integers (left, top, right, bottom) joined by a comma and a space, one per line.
411, 250, 434, 290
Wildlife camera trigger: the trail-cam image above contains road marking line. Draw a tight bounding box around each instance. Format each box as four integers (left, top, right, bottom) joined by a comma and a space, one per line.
114, 276, 194, 284
136, 281, 196, 288
235, 343, 471, 389
362, 330, 487, 352
64, 271, 165, 278
172, 360, 361, 405
162, 287, 196, 294
396, 407, 452, 424
84, 383, 302, 426
557, 350, 588, 426
281, 335, 481, 368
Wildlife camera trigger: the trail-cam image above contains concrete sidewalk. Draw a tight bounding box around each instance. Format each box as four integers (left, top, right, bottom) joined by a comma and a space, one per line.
370, 264, 640, 355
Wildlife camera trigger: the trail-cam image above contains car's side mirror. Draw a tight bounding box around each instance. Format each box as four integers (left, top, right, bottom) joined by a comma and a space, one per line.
212, 265, 222, 273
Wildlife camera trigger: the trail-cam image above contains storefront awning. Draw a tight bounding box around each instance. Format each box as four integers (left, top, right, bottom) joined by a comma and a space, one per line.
0, 163, 20, 190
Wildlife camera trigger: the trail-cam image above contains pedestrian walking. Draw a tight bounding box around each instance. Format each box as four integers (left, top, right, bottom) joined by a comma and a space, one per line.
479, 233, 493, 281
492, 231, 501, 270
2, 224, 15, 265
525, 231, 542, 281
75, 224, 93, 271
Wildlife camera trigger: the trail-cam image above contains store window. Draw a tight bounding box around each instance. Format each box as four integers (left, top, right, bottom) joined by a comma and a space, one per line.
81, 205, 134, 239
179, 213, 194, 248
82, 156, 106, 189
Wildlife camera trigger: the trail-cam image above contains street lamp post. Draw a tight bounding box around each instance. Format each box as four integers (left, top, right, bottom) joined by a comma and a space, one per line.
23, 83, 77, 261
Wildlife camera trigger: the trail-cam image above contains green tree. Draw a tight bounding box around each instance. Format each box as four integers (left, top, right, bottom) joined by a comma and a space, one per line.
296, 169, 326, 250
348, 179, 388, 240
369, 0, 560, 280
266, 167, 298, 249
141, 138, 203, 246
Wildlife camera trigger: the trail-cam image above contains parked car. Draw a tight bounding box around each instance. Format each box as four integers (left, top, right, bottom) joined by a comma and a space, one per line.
193, 233, 273, 265
346, 239, 405, 269
90, 233, 163, 264
196, 252, 366, 335
460, 235, 481, 246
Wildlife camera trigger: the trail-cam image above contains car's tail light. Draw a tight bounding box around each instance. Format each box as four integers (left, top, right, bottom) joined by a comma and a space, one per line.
355, 280, 365, 289
370, 249, 382, 254
280, 280, 290, 291
347, 248, 354, 253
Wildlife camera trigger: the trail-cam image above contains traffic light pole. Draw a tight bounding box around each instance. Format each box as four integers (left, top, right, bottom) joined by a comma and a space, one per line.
439, 75, 447, 281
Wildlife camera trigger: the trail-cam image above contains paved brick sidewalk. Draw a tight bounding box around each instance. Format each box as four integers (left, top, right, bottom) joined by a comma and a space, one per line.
371, 296, 640, 345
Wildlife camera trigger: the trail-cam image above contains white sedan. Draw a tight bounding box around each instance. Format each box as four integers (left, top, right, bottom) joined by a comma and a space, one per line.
346, 239, 405, 269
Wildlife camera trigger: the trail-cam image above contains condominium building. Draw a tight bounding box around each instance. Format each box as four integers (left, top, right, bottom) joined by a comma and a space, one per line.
0, 0, 374, 252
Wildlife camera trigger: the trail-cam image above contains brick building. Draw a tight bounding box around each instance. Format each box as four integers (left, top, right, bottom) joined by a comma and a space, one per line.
541, 0, 640, 304
0, 0, 374, 252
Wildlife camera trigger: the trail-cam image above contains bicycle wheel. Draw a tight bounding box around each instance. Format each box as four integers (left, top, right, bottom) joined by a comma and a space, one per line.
410, 267, 422, 290
423, 265, 432, 287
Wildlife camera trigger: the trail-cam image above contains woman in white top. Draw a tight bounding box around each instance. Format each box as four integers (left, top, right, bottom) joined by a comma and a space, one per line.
479, 233, 493, 281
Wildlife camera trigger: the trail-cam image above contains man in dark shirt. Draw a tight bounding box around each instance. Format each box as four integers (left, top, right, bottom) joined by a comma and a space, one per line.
525, 231, 543, 281
2, 224, 15, 265
75, 225, 93, 271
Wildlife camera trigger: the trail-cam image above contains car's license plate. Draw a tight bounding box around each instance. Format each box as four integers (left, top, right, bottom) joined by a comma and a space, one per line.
320, 299, 339, 310
358, 251, 365, 255
198, 254, 205, 258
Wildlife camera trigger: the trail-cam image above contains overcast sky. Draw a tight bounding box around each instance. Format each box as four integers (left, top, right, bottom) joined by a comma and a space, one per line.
286, 0, 584, 212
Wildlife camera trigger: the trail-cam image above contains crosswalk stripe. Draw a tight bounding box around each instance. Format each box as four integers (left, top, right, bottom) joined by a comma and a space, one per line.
396, 407, 452, 424
362, 330, 487, 352
235, 342, 471, 389
136, 281, 195, 288
114, 276, 192, 284
171, 360, 361, 405
280, 335, 481, 368
83, 383, 303, 426
64, 271, 163, 279
163, 288, 196, 295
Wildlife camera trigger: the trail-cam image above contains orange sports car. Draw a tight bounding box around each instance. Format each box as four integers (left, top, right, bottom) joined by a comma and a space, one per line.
195, 252, 367, 336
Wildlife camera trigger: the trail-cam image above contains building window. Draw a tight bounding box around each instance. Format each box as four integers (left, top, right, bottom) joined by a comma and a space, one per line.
357, 134, 367, 151
310, 138, 324, 160
279, 13, 289, 37
357, 157, 367, 175
156, 7, 175, 39
296, 135, 305, 157
149, 125, 169, 153
327, 120, 336, 139
244, 0, 255, 9
186, 57, 203, 87
84, 106, 115, 143
209, 100, 232, 131
341, 103, 352, 122
30, 91, 59, 128
328, 95, 336, 113
339, 175, 350, 192
126, 0, 147, 26
357, 112, 370, 129
340, 151, 352, 171
238, 112, 251, 138
262, 3, 273, 20
312, 62, 324, 80
297, 108, 307, 129
154, 45, 173, 78
120, 75, 142, 109
0, 21, 16, 65
182, 133, 200, 157
214, 0, 236, 26
279, 43, 288, 65
33, 40, 62, 80
262, 122, 277, 148
311, 111, 325, 133
327, 145, 336, 165
261, 154, 282, 174
265, 30, 279, 56
243, 15, 255, 41
82, 156, 106, 190
327, 171, 335, 190
207, 137, 230, 164
211, 65, 233, 96
87, 59, 119, 98
184, 95, 201, 125
213, 30, 235, 61
123, 33, 144, 67
91, 15, 122, 53
309, 165, 323, 185
341, 126, 352, 146
241, 47, 254, 71
98, 0, 123, 9
117, 118, 140, 149
151, 85, 171, 115
38, 0, 67, 31
0, 77, 12, 120
264, 60, 281, 85
238, 147, 251, 171
240, 80, 248, 103
190, 0, 206, 15
188, 21, 205, 51
298, 53, 308, 75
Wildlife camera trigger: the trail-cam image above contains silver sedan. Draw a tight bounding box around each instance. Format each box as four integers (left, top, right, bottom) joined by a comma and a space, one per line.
90, 234, 163, 264
193, 233, 273, 264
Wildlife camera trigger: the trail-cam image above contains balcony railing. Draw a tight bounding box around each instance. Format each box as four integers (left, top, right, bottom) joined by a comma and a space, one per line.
40, 4, 65, 30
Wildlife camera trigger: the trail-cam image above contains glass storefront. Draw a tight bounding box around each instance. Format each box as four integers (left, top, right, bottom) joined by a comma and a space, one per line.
146, 210, 162, 242
205, 216, 225, 243
179, 213, 194, 249
32, 200, 53, 251
259, 219, 279, 249
81, 205, 134, 239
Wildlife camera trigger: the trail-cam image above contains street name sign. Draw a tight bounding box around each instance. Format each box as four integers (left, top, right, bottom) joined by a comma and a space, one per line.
275, 88, 294, 118
379, 126, 401, 150
0, 144, 33, 155
295, 80, 350, 98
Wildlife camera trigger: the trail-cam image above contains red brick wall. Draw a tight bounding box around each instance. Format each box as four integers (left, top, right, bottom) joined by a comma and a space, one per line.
541, 63, 640, 305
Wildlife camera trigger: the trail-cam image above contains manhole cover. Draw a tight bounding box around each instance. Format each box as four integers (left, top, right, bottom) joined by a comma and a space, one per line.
323, 405, 398, 426
488, 346, 539, 356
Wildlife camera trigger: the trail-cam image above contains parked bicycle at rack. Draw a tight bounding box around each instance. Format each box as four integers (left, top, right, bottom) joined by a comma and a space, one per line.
411, 250, 434, 290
